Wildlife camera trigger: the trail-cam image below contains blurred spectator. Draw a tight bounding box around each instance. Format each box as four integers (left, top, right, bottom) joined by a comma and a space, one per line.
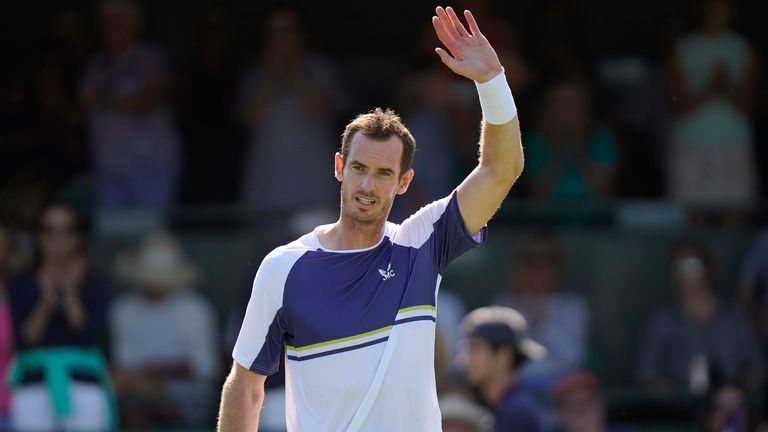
667, 0, 758, 208
494, 230, 590, 392
440, 392, 494, 432
0, 228, 16, 427
176, 7, 243, 204
524, 79, 617, 202
111, 231, 217, 428
79, 0, 182, 209
7, 202, 110, 431
238, 8, 343, 212
553, 371, 636, 432
737, 230, 768, 341
458, 306, 548, 432
696, 384, 751, 432
637, 242, 764, 395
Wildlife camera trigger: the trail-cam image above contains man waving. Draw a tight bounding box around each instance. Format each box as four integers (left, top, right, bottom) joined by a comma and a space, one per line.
218, 6, 523, 431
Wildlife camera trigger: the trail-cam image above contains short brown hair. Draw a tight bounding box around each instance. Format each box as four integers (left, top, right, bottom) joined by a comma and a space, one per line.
340, 108, 416, 177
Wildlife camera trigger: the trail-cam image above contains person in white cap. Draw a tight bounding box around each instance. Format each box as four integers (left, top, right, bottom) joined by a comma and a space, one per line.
458, 306, 548, 432
110, 231, 217, 428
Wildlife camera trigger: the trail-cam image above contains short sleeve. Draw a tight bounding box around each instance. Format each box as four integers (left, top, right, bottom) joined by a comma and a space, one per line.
395, 191, 487, 273
232, 248, 301, 375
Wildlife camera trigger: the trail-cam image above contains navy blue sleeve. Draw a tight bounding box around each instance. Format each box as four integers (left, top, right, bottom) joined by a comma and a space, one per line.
495, 405, 545, 432
432, 192, 488, 272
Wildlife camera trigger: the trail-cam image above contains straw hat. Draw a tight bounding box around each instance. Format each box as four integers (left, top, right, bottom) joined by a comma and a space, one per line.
114, 231, 199, 290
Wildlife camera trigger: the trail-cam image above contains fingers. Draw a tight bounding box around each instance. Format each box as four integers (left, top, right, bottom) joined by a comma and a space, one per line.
435, 6, 460, 40
434, 47, 458, 71
431, 16, 453, 48
464, 9, 482, 37
446, 7, 470, 38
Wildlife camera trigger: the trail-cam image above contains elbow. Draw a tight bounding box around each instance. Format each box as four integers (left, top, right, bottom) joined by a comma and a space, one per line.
512, 154, 525, 181
488, 155, 524, 188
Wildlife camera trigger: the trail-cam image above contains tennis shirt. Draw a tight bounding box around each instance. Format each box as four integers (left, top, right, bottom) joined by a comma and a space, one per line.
233, 191, 487, 431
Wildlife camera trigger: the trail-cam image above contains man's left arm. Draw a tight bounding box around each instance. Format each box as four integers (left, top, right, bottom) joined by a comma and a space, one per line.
432, 6, 523, 235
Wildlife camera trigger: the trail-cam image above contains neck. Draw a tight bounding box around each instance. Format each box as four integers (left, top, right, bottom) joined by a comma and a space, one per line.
483, 372, 515, 408
322, 212, 387, 251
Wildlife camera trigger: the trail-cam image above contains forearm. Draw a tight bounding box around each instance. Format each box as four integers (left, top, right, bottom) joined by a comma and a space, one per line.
477, 116, 524, 184
21, 301, 53, 345
217, 371, 264, 432
63, 296, 88, 330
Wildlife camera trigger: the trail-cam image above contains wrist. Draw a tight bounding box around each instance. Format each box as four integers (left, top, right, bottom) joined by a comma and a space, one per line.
475, 68, 517, 125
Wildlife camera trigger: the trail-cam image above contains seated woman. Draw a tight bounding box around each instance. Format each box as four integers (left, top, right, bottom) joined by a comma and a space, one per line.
7, 202, 110, 431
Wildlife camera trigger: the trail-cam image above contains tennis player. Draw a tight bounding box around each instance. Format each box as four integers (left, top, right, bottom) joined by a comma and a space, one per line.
218, 6, 523, 431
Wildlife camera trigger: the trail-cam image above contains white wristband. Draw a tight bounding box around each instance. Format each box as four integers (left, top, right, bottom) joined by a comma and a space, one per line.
475, 68, 517, 125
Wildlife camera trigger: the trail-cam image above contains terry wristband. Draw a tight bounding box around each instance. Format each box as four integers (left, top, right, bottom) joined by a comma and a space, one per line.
475, 68, 517, 125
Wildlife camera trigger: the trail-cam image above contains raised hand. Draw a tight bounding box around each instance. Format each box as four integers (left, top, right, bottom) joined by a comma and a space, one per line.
432, 6, 503, 83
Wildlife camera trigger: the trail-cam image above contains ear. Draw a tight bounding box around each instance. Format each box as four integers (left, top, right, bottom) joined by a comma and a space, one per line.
498, 345, 516, 370
334, 152, 344, 182
396, 168, 414, 195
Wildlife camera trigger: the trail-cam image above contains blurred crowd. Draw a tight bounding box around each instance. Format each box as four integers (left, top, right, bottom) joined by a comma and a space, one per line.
1, 0, 768, 430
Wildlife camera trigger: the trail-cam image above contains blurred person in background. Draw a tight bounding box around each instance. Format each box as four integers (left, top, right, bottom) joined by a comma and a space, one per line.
523, 79, 617, 202
7, 202, 111, 431
636, 241, 764, 396
458, 306, 548, 432
736, 230, 768, 343
553, 371, 636, 432
0, 228, 16, 428
696, 384, 752, 432
494, 230, 590, 393
79, 0, 182, 209
667, 0, 758, 210
176, 6, 243, 204
238, 8, 344, 212
439, 392, 493, 432
110, 231, 217, 428
733, 230, 768, 424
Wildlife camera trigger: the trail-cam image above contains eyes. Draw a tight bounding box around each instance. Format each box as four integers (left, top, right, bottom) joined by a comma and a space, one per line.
350, 164, 394, 178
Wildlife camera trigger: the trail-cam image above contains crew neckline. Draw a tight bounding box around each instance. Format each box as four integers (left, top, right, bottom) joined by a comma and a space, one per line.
312, 224, 389, 254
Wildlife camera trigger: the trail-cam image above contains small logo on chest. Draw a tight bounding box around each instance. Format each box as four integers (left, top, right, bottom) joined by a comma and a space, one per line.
378, 263, 396, 281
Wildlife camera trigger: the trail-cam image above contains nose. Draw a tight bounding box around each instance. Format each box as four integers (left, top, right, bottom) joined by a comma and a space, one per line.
360, 173, 374, 192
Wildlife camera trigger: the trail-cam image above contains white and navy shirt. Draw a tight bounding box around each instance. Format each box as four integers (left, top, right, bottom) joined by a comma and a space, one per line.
233, 192, 487, 431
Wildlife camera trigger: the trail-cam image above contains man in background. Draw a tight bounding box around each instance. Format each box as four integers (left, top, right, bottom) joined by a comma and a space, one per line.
458, 306, 548, 431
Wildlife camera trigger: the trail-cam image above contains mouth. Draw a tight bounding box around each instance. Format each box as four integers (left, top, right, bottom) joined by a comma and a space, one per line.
354, 195, 377, 207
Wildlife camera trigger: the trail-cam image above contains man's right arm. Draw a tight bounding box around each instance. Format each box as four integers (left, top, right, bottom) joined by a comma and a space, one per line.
217, 362, 267, 431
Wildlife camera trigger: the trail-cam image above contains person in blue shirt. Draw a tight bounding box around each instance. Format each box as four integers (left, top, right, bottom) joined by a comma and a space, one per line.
459, 306, 548, 432
218, 5, 525, 431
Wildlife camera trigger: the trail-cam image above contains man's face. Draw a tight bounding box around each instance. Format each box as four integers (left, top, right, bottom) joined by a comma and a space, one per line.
335, 132, 413, 225
457, 338, 506, 386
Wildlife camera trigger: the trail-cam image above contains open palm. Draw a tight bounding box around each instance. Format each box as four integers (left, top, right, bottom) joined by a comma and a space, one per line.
432, 6, 503, 83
